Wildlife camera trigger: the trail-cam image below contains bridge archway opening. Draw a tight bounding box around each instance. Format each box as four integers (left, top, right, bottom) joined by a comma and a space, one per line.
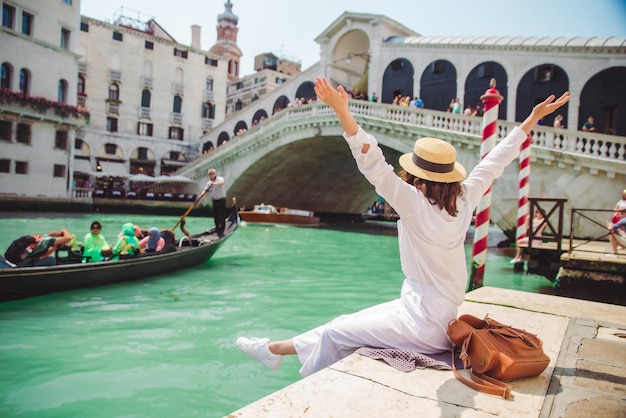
295, 81, 316, 103
229, 136, 403, 216
464, 61, 508, 120
252, 109, 269, 126
217, 131, 230, 146
328, 29, 370, 90
272, 95, 290, 114
202, 141, 215, 154
579, 66, 626, 136
383, 58, 414, 104
516, 64, 569, 125
418, 59, 456, 111
234, 120, 248, 137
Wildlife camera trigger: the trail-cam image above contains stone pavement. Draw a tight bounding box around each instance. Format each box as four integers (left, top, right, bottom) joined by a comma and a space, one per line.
227, 287, 626, 417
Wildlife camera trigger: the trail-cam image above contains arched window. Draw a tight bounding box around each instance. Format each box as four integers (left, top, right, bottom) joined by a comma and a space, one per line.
141, 89, 151, 108
57, 79, 68, 103
173, 95, 182, 113
202, 101, 215, 119
1, 63, 12, 89
19, 69, 29, 94
77, 75, 85, 95
108, 83, 119, 101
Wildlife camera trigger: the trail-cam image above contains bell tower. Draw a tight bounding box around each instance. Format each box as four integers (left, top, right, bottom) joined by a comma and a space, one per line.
209, 0, 242, 81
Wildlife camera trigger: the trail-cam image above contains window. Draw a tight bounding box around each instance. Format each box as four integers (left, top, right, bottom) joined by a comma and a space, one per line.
58, 79, 68, 103
205, 57, 218, 66
174, 48, 188, 59
55, 130, 68, 150
62, 0, 73, 4
137, 147, 148, 160
145, 40, 154, 50
53, 164, 66, 178
15, 161, 28, 175
21, 12, 33, 36
205, 77, 213, 91
202, 102, 215, 119
80, 22, 89, 32
2, 4, 15, 29
106, 117, 118, 132
169, 127, 184, 140
108, 83, 119, 101
112, 31, 123, 42
77, 75, 85, 95
0, 120, 11, 141
276, 77, 286, 85
104, 144, 117, 155
137, 122, 153, 137
1, 63, 11, 89
16, 123, 31, 144
19, 69, 29, 94
60, 28, 70, 50
141, 89, 151, 107
0, 159, 9, 173
172, 96, 182, 113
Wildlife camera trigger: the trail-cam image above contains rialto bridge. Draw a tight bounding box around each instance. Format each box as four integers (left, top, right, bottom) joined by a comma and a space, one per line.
178, 92, 626, 237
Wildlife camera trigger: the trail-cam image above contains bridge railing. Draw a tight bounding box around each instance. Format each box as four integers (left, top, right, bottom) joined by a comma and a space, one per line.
189, 100, 626, 176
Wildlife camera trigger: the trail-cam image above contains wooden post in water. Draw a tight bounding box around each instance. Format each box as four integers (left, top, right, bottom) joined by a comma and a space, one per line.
469, 79, 503, 291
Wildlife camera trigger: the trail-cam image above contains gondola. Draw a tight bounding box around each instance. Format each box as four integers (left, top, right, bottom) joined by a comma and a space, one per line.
0, 201, 239, 303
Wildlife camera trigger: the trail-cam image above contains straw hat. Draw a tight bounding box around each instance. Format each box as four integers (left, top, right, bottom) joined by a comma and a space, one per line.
399, 137, 467, 183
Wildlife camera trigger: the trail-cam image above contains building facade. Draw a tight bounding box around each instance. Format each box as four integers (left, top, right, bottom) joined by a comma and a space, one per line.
74, 10, 229, 197
0, 0, 86, 198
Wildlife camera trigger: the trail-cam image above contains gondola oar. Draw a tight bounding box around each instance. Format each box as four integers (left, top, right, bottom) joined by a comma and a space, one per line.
171, 191, 205, 231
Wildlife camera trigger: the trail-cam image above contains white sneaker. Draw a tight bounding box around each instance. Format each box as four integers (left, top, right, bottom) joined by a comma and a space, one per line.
236, 337, 282, 370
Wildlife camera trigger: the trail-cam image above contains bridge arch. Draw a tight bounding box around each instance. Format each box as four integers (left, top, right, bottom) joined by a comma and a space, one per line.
516, 64, 569, 125
579, 66, 626, 135
464, 61, 508, 120
382, 58, 414, 104
418, 59, 456, 111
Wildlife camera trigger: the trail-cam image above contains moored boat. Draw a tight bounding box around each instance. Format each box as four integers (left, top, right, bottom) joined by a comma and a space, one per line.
0, 202, 239, 303
239, 204, 320, 226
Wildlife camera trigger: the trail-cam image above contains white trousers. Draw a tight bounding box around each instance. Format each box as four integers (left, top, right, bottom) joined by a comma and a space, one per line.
292, 279, 457, 377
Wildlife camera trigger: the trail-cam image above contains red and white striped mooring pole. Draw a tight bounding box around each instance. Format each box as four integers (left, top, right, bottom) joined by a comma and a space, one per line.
469, 79, 503, 291
515, 135, 532, 245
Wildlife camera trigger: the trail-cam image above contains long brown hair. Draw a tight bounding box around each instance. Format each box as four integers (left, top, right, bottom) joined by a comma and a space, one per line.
400, 170, 463, 216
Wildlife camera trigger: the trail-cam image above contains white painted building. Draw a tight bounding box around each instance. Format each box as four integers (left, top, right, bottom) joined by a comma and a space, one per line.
0, 0, 85, 198
75, 10, 228, 198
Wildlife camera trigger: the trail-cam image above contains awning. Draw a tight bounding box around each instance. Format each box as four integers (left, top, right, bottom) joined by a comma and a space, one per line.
161, 159, 188, 167
73, 158, 93, 175
128, 173, 156, 183
155, 175, 196, 184
95, 161, 129, 178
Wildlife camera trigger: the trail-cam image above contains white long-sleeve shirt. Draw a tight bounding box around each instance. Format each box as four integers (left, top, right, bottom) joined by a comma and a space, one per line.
344, 126, 527, 306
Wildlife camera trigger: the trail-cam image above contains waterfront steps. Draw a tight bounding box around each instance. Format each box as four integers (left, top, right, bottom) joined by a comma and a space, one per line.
228, 287, 626, 417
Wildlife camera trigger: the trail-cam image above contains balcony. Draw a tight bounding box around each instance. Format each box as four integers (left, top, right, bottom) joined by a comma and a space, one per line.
78, 62, 87, 74
171, 112, 183, 124
109, 70, 122, 82
204, 90, 214, 101
141, 76, 153, 88
107, 101, 120, 115
172, 83, 184, 95
202, 118, 214, 129
139, 106, 151, 119
77, 95, 87, 107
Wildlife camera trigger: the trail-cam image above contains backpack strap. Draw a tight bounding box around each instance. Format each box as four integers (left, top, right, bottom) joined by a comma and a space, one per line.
451, 350, 512, 399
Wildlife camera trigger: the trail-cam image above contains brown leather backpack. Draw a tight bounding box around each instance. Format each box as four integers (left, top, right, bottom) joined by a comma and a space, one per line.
447, 314, 550, 399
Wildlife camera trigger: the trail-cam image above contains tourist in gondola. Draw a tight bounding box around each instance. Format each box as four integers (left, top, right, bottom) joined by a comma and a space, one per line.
83, 221, 110, 263
235, 77, 570, 377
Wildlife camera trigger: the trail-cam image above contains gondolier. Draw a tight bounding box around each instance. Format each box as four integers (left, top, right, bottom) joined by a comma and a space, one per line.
201, 168, 227, 238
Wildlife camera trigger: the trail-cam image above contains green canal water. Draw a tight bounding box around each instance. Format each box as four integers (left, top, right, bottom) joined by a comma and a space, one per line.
0, 213, 555, 417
